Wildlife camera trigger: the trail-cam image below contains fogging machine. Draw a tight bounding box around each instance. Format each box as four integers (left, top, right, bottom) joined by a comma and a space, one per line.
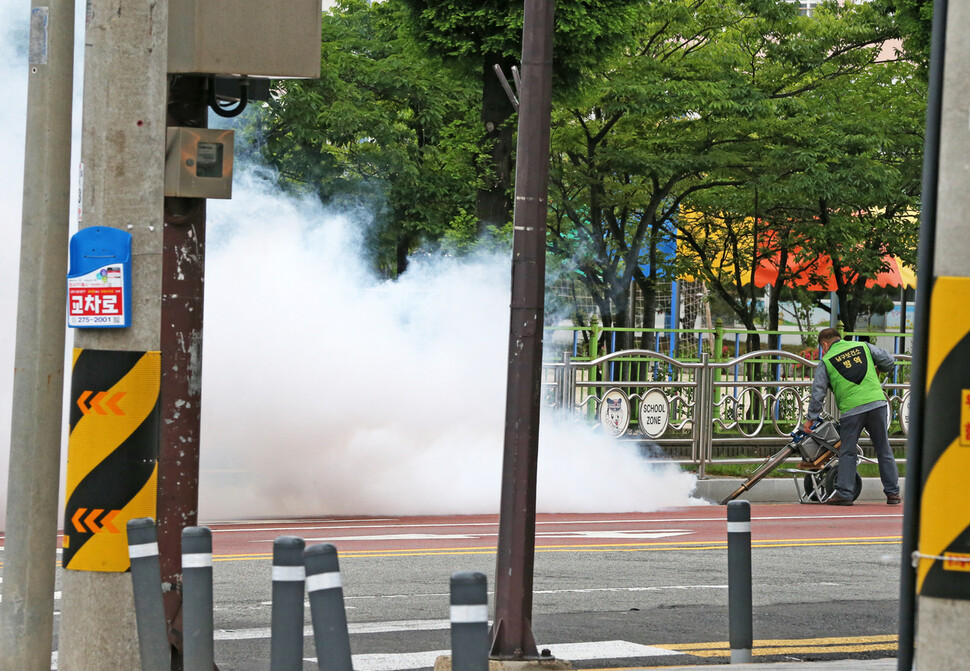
719, 414, 870, 505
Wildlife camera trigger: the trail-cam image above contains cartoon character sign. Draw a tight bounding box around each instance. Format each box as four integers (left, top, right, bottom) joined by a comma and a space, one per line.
599, 389, 630, 437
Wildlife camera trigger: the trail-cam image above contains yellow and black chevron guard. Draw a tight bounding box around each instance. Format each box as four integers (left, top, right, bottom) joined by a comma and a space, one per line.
63, 349, 160, 571
918, 277, 970, 598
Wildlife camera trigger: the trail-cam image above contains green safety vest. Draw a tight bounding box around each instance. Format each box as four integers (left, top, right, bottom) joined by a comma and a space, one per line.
822, 339, 886, 412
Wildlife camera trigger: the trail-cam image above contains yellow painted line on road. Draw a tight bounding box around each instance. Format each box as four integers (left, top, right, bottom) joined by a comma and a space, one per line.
208, 536, 901, 562
663, 634, 896, 651
340, 537, 901, 558
674, 643, 896, 658
672, 643, 896, 658
580, 635, 897, 664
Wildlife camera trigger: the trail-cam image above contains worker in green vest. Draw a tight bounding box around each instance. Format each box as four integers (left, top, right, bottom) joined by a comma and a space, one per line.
802, 327, 901, 506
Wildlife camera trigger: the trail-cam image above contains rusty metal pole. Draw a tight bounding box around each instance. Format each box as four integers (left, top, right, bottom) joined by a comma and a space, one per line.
490, 0, 555, 660
158, 74, 209, 667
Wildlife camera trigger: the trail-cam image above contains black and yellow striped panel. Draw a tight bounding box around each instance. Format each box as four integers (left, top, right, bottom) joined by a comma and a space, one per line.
63, 349, 160, 572
918, 277, 970, 598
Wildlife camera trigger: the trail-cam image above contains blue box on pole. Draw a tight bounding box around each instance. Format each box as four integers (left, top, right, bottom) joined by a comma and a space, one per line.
67, 227, 132, 328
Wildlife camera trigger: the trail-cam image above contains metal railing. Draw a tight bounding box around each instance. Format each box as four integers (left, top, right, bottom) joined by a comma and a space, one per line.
542, 347, 912, 475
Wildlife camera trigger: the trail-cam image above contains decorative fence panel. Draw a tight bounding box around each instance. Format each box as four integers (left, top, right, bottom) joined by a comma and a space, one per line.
542, 349, 911, 472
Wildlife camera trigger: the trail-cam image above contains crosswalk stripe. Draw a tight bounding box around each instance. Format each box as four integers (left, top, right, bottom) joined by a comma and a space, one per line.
305, 641, 684, 671
215, 618, 452, 640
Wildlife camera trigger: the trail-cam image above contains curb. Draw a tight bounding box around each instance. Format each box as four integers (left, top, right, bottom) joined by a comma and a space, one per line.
692, 477, 906, 505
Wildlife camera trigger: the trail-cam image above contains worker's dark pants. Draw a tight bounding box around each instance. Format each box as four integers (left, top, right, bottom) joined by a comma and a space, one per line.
837, 405, 900, 499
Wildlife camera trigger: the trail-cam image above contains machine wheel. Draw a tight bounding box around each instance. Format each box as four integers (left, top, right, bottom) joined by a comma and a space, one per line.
806, 465, 863, 502
802, 474, 822, 503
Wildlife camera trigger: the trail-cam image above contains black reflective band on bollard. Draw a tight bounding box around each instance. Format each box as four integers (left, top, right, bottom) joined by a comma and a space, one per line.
450, 571, 489, 671
305, 543, 354, 671
127, 518, 171, 671
271, 536, 307, 671
727, 501, 753, 664
182, 526, 214, 671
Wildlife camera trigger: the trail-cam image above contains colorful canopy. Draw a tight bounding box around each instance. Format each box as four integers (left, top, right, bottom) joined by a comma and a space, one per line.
753, 252, 917, 290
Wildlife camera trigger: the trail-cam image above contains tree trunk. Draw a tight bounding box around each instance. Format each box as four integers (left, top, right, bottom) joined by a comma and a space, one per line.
477, 53, 516, 233
745, 326, 761, 356
637, 278, 657, 339
396, 234, 411, 276
744, 323, 763, 383
767, 281, 785, 380
612, 281, 633, 352
840, 291, 857, 332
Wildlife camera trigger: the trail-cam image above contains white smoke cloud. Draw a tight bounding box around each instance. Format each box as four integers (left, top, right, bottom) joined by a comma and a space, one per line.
198, 167, 701, 519
0, 0, 32, 530
0, 0, 700, 530
0, 0, 84, 531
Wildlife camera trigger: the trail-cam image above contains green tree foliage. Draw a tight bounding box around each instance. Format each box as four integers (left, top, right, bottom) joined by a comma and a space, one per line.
399, 0, 643, 232
885, 0, 934, 72
797, 70, 922, 331
249, 0, 482, 276
548, 0, 765, 350
547, 0, 921, 348
251, 0, 924, 342
746, 9, 923, 333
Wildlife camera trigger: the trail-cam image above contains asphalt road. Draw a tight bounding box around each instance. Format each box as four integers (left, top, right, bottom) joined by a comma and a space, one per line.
3, 502, 904, 670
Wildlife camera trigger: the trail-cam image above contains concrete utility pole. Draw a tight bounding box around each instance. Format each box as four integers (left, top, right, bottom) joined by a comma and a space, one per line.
57, 0, 169, 666
0, 1, 74, 669
896, 1, 947, 668
491, 0, 556, 661
908, 0, 970, 669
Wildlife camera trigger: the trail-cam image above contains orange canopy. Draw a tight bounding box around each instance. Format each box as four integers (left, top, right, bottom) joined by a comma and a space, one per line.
753, 252, 916, 290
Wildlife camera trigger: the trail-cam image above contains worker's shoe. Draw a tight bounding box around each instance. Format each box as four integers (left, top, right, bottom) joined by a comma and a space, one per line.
825, 493, 854, 506
887, 494, 902, 505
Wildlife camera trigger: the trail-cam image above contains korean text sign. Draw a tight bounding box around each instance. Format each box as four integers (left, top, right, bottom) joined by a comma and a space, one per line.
67, 227, 132, 329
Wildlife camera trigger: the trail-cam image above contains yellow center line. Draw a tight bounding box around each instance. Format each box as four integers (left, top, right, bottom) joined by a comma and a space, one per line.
210, 536, 902, 561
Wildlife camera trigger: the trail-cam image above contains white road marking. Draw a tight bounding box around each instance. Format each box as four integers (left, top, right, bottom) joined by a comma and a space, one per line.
305, 640, 684, 671
215, 618, 453, 640
257, 584, 729, 607
346, 584, 729, 601
534, 585, 726, 595
535, 530, 693, 540
210, 513, 902, 537
209, 519, 398, 532
538, 640, 685, 660
283, 529, 694, 544
304, 534, 480, 542
335, 649, 448, 671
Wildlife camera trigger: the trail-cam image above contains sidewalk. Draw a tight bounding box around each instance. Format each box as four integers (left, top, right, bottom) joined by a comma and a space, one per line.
691, 477, 905, 504
650, 658, 897, 670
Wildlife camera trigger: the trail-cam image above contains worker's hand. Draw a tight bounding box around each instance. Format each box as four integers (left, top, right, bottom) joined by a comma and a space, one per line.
802, 420, 814, 433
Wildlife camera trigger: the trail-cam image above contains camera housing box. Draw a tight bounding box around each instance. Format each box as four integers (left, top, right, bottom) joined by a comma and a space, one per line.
167, 0, 322, 78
